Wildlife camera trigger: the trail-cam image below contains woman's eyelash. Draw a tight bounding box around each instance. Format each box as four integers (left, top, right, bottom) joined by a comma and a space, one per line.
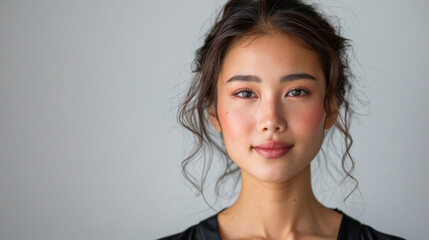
232, 87, 310, 98
233, 89, 256, 98
286, 87, 310, 97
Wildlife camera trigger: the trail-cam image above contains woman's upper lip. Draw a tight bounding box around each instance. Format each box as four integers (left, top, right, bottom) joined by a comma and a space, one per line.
253, 141, 293, 149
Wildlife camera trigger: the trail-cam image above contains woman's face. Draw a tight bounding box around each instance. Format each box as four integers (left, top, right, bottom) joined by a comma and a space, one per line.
211, 33, 332, 183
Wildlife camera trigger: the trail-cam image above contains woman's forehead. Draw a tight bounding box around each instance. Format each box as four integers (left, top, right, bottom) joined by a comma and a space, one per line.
219, 33, 325, 85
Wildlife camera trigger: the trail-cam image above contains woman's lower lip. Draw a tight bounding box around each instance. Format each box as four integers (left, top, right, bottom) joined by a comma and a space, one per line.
253, 147, 291, 159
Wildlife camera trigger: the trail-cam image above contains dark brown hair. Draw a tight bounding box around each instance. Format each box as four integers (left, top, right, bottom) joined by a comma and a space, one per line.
178, 0, 356, 202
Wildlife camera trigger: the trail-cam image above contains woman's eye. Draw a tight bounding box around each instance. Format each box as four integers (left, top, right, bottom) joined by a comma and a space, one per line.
235, 90, 256, 98
286, 89, 308, 97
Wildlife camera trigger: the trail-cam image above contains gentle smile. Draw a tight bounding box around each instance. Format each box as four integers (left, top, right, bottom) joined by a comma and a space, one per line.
252, 141, 293, 159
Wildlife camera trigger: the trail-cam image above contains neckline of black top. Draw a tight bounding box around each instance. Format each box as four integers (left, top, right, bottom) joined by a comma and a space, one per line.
159, 208, 405, 240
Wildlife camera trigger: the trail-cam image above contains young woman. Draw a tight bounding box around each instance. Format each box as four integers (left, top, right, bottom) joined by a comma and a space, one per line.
161, 0, 403, 239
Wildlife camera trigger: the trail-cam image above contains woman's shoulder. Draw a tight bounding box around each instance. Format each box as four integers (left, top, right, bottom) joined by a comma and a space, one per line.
157, 213, 220, 240
157, 225, 197, 240
359, 224, 405, 240
336, 209, 405, 240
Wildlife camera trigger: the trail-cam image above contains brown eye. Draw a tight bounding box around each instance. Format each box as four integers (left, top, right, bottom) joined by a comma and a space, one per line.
235, 90, 256, 98
286, 88, 309, 97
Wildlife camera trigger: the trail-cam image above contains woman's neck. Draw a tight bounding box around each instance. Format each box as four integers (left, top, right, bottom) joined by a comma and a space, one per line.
218, 165, 341, 239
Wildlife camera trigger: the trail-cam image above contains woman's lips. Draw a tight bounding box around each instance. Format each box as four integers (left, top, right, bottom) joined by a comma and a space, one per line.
252, 141, 293, 159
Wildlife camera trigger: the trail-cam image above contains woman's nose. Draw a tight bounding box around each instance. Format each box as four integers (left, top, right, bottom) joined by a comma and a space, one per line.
257, 98, 287, 133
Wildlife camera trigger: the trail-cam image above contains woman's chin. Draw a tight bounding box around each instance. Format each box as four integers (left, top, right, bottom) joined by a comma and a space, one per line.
246, 169, 300, 184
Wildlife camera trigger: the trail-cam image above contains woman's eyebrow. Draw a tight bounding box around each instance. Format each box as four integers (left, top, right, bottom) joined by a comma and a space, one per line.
280, 73, 317, 82
225, 73, 317, 83
226, 75, 261, 83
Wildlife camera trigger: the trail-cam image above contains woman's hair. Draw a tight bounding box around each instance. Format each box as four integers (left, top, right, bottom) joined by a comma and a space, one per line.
178, 0, 356, 201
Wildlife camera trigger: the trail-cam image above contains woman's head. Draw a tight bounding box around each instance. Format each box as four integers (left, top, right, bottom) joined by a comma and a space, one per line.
178, 0, 355, 198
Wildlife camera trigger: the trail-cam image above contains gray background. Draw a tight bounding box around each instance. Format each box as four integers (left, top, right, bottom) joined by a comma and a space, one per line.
1, 0, 427, 239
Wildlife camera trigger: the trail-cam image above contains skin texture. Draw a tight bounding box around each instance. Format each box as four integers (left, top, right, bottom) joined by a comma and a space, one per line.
210, 33, 342, 240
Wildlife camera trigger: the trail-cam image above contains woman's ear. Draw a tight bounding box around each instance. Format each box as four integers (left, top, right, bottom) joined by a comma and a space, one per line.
324, 97, 339, 129
209, 105, 222, 132
324, 110, 338, 129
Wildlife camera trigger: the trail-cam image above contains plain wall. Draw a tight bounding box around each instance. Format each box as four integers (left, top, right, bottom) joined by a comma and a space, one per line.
1, 0, 428, 239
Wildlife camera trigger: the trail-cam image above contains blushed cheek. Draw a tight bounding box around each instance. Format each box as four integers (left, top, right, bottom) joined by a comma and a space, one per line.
294, 104, 326, 133
220, 109, 252, 135
217, 103, 255, 148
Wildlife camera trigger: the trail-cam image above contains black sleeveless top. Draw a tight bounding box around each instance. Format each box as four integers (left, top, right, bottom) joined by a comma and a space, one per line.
159, 209, 404, 240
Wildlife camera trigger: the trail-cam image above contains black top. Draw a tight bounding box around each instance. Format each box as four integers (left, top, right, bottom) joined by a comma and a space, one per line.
159, 209, 404, 240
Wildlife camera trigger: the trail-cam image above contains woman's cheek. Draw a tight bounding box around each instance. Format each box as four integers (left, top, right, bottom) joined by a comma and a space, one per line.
289, 102, 326, 133
217, 100, 255, 152
285, 102, 325, 135
219, 106, 254, 138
